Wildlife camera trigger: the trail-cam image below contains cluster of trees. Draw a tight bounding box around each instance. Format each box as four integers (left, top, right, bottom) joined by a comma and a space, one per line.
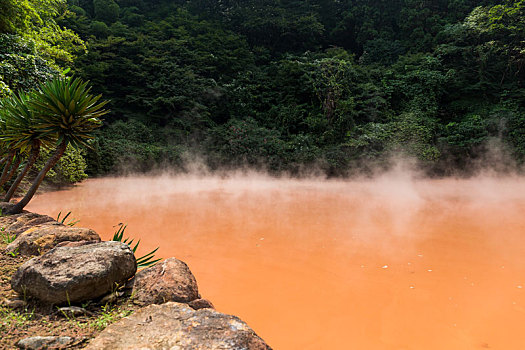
2, 0, 525, 177
0, 0, 109, 211
0, 0, 85, 97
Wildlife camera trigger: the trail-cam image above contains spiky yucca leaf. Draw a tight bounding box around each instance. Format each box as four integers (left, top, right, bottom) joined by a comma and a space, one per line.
112, 224, 161, 268
30, 77, 109, 149
0, 101, 10, 158
0, 91, 56, 152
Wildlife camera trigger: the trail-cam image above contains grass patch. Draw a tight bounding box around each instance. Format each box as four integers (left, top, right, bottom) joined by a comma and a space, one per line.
0, 228, 15, 244
0, 306, 35, 334
90, 304, 134, 331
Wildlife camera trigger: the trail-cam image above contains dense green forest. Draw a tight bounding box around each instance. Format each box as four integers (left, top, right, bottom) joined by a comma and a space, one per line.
2, 0, 525, 177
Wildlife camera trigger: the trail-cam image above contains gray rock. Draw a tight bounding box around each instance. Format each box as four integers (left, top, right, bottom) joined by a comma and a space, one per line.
131, 257, 199, 306
16, 336, 75, 349
85, 302, 272, 350
5, 223, 101, 256
57, 306, 94, 317
11, 241, 136, 304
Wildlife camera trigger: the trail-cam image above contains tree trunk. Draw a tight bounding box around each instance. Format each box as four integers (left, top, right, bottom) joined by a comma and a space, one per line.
7, 141, 67, 214
0, 150, 15, 187
4, 140, 41, 202
1, 155, 22, 190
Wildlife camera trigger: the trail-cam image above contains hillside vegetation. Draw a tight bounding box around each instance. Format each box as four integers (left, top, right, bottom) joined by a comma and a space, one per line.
2, 0, 525, 176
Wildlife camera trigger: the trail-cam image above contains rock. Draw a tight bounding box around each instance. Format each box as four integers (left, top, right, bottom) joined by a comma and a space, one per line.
131, 257, 199, 306
98, 290, 124, 305
0, 202, 20, 216
16, 336, 75, 349
0, 212, 31, 232
5, 223, 101, 256
5, 213, 56, 237
1, 297, 26, 309
188, 298, 215, 310
57, 306, 94, 317
85, 302, 271, 350
55, 240, 98, 248
11, 241, 136, 304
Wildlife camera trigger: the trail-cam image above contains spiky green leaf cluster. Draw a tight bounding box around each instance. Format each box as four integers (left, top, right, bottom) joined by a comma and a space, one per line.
56, 211, 79, 226
30, 77, 109, 149
112, 224, 161, 268
0, 91, 55, 153
0, 100, 8, 158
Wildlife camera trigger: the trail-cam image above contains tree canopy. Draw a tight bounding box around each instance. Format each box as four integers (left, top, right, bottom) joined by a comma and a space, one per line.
3, 0, 525, 176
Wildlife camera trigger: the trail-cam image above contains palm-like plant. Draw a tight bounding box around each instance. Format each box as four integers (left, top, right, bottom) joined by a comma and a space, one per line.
32, 77, 108, 150
0, 101, 13, 185
0, 108, 21, 189
0, 91, 56, 201
6, 77, 109, 214
0, 150, 21, 189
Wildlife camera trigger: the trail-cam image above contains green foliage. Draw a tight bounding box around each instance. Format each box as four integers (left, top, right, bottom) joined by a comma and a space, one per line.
0, 91, 54, 151
210, 118, 286, 169
391, 112, 441, 162
0, 0, 61, 34
93, 0, 120, 24
90, 21, 110, 38
0, 34, 58, 96
443, 114, 489, 149
35, 144, 89, 185
85, 120, 184, 174
51, 0, 525, 176
0, 0, 85, 68
0, 306, 34, 333
0, 227, 16, 244
111, 224, 161, 268
0, 75, 107, 213
89, 304, 133, 331
56, 211, 79, 226
346, 112, 441, 163
29, 76, 108, 149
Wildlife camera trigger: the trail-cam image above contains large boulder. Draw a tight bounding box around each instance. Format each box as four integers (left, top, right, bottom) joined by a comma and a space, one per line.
11, 241, 136, 304
85, 302, 272, 350
5, 223, 101, 256
131, 257, 200, 306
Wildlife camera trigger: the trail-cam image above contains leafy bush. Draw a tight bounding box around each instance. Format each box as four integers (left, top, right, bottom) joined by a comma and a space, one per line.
34, 145, 88, 185
0, 34, 57, 94
207, 118, 287, 170
85, 120, 184, 174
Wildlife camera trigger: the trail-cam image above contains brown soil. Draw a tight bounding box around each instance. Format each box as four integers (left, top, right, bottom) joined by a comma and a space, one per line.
0, 241, 140, 349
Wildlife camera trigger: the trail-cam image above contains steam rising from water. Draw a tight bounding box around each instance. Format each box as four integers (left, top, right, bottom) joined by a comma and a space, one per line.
27, 168, 525, 349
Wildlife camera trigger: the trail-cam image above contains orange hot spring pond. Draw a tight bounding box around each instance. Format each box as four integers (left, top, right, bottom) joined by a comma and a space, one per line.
27, 174, 525, 350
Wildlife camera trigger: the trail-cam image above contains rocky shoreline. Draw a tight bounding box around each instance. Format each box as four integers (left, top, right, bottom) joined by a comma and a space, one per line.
0, 203, 271, 349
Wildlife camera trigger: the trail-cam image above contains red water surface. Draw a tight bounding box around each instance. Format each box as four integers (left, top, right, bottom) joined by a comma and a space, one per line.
27, 173, 525, 349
